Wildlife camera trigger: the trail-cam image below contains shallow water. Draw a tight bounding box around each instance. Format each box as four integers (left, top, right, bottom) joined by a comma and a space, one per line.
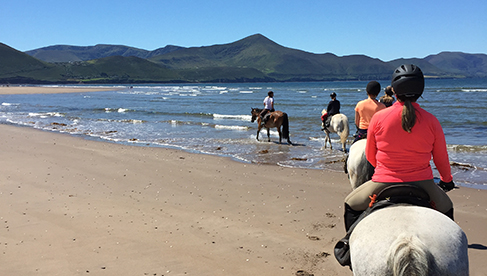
1, 79, 486, 189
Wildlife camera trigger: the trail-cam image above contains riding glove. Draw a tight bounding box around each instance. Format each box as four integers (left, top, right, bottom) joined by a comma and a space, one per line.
439, 180, 455, 192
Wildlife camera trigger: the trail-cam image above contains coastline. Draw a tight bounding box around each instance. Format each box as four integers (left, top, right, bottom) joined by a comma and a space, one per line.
1, 87, 486, 275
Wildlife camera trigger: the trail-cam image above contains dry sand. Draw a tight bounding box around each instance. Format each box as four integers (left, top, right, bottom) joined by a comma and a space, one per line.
1, 87, 486, 276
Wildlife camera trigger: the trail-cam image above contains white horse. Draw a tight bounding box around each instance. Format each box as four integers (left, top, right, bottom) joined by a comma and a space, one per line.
321, 111, 349, 152
346, 139, 369, 189
350, 205, 469, 275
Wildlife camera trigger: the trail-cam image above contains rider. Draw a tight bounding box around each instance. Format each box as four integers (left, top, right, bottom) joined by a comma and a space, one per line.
260, 91, 275, 124
321, 92, 341, 130
343, 64, 455, 231
353, 81, 386, 143
379, 85, 396, 107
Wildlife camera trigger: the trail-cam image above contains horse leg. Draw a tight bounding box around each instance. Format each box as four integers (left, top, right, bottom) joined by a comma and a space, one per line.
339, 131, 347, 152
256, 125, 261, 141
324, 131, 332, 149
278, 127, 282, 144
267, 128, 270, 142
323, 132, 328, 148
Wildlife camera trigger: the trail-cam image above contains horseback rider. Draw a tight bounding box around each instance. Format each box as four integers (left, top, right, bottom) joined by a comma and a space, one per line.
379, 85, 396, 107
342, 64, 455, 232
353, 81, 386, 143
321, 92, 341, 130
260, 91, 275, 124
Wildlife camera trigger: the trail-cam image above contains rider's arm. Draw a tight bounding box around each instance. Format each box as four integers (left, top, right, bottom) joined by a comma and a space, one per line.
431, 118, 453, 183
355, 110, 360, 128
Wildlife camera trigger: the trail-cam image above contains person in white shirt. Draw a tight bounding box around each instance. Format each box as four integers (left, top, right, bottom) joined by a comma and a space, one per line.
260, 91, 275, 123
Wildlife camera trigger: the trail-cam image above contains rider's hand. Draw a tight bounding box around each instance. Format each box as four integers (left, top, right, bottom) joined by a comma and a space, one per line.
439, 180, 455, 192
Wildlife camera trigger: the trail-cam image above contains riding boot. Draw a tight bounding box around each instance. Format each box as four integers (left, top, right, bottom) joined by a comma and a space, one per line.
344, 203, 363, 232
325, 117, 331, 128
444, 208, 454, 221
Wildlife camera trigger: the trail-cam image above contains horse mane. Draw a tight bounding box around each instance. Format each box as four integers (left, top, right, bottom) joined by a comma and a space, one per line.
386, 234, 431, 276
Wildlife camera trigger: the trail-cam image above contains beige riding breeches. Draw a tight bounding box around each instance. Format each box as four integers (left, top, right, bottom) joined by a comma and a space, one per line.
344, 179, 453, 213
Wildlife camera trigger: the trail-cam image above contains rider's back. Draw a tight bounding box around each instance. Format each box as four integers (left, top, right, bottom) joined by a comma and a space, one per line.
367, 101, 451, 183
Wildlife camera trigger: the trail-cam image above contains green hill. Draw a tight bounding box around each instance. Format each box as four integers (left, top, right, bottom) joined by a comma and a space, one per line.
26, 44, 184, 63
2, 34, 486, 84
0, 43, 51, 75
149, 34, 395, 81
60, 56, 182, 83
424, 52, 487, 77
0, 44, 183, 83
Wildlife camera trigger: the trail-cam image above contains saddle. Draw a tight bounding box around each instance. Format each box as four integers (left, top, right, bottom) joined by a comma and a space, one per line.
261, 113, 272, 125
334, 184, 433, 268
376, 184, 430, 203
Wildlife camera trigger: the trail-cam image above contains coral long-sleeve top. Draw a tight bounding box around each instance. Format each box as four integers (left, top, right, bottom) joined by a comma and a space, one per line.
366, 101, 453, 183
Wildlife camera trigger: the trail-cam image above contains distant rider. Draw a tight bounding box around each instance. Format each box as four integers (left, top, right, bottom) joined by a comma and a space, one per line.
321, 92, 341, 130
260, 91, 275, 124
379, 85, 396, 107
353, 81, 386, 143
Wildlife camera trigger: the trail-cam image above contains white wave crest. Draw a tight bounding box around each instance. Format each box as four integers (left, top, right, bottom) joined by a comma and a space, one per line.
28, 112, 64, 118
104, 107, 129, 113
215, 125, 249, 131
2, 102, 19, 106
462, 89, 487, 92
213, 114, 252, 121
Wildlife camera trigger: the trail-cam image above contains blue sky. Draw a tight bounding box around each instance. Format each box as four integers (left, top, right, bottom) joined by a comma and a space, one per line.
2, 0, 486, 61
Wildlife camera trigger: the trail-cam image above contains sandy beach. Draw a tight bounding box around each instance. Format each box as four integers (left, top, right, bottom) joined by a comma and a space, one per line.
1, 87, 486, 276
0, 86, 119, 95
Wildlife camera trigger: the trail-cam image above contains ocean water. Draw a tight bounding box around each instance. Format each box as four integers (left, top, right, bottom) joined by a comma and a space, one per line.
1, 79, 486, 189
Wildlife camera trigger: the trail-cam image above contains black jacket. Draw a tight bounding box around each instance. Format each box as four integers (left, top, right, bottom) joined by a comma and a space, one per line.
327, 100, 340, 116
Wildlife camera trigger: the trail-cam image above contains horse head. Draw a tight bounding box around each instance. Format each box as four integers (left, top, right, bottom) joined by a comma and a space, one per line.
250, 108, 259, 122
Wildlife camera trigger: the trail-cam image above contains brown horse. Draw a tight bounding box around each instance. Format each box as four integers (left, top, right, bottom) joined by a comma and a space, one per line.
251, 108, 291, 144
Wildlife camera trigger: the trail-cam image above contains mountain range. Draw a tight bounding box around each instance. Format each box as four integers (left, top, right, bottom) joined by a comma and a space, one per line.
1, 34, 486, 84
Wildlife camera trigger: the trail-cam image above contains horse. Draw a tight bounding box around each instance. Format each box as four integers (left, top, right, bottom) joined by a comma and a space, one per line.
321, 110, 349, 152
250, 108, 291, 144
350, 205, 469, 275
345, 139, 369, 189
343, 139, 469, 275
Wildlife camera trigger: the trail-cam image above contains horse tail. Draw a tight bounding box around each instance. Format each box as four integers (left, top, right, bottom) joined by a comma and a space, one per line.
387, 234, 430, 276
282, 113, 289, 139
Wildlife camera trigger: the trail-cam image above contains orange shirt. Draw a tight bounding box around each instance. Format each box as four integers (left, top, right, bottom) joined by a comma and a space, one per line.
355, 98, 386, 129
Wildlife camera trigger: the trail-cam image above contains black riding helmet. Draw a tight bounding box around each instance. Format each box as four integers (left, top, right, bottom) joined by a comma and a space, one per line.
391, 64, 425, 97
